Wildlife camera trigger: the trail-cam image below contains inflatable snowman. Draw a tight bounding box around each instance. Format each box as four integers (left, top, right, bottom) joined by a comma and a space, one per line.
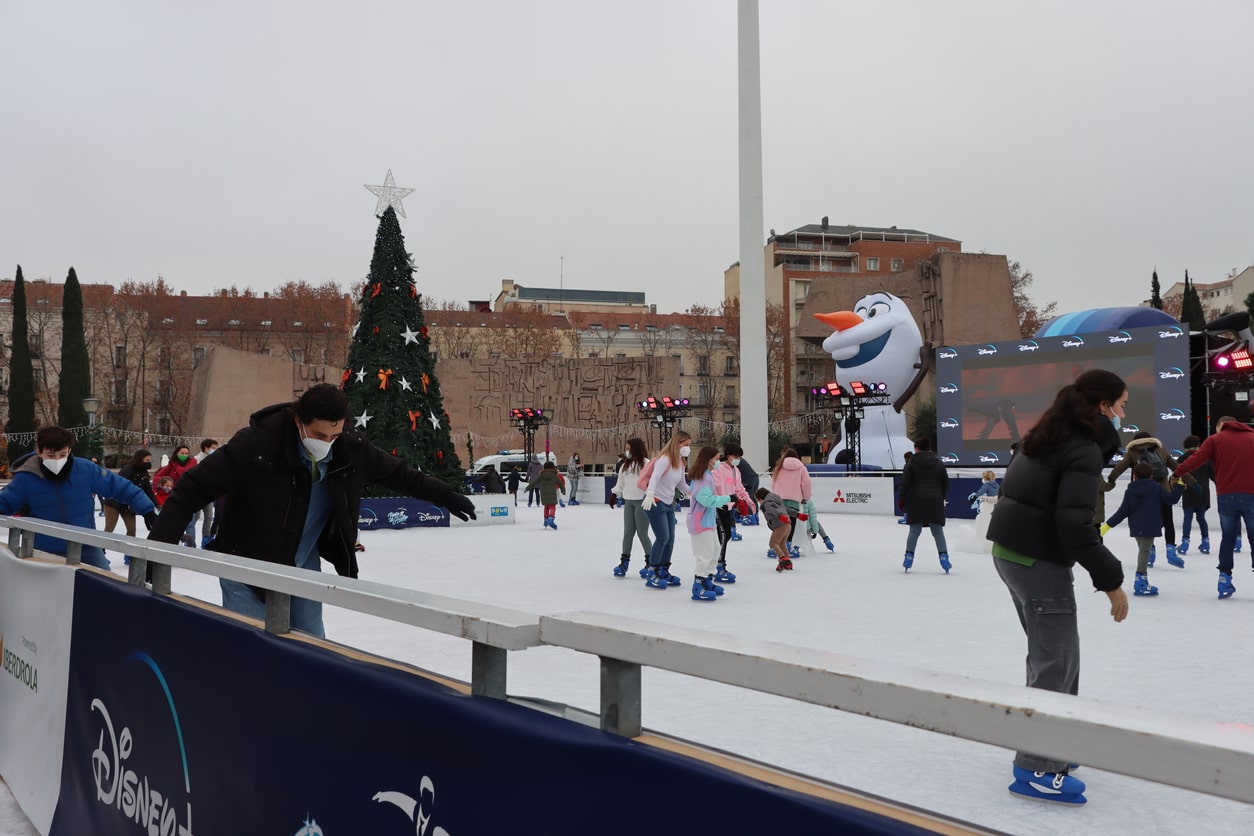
814, 291, 922, 468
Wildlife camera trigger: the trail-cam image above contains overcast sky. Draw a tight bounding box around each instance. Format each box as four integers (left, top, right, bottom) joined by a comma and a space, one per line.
3, 1, 1251, 318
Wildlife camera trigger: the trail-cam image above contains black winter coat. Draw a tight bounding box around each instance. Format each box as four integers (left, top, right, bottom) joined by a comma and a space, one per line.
987, 424, 1124, 591
899, 450, 949, 526
148, 402, 461, 579
103, 463, 156, 511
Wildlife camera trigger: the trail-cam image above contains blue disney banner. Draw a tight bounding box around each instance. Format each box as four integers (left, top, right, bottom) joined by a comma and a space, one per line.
359, 497, 450, 529
49, 571, 928, 835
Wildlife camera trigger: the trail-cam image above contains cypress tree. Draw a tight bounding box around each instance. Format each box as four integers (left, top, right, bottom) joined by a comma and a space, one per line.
342, 207, 464, 494
57, 267, 92, 451
1150, 270, 1163, 310
6, 266, 37, 459
1180, 270, 1206, 332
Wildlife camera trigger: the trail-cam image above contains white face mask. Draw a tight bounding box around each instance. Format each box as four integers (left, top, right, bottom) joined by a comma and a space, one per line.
679, 445, 691, 458
624, 449, 632, 458
300, 425, 335, 461
42, 456, 68, 475
728, 458, 740, 468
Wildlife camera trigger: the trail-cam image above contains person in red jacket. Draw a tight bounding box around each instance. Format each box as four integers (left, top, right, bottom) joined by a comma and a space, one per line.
1173, 415, 1254, 599
154, 444, 198, 545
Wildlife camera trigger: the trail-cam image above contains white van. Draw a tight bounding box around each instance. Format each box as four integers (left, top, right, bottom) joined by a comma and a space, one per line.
468, 451, 556, 480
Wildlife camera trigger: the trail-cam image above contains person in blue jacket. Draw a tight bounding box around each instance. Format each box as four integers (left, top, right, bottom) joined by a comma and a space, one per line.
1103, 461, 1185, 597
0, 425, 157, 570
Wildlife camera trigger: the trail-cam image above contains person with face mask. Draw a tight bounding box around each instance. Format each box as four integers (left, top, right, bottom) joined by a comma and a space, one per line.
154, 444, 199, 545
103, 448, 158, 541
710, 443, 755, 582
609, 437, 653, 577
0, 427, 157, 571
986, 369, 1129, 805
148, 384, 476, 637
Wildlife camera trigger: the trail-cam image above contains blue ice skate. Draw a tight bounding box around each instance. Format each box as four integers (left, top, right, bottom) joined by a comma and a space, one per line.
691, 580, 718, 601
939, 553, 952, 574
903, 551, 914, 572
702, 576, 725, 596
822, 536, 835, 553
743, 513, 760, 526
729, 529, 743, 541
1166, 544, 1184, 568
788, 544, 800, 559
646, 571, 670, 589
1147, 545, 1155, 567
1218, 572, 1236, 600
714, 564, 737, 583
1009, 766, 1086, 805
613, 556, 630, 577
1133, 573, 1159, 596
1177, 537, 1189, 555
1236, 535, 1243, 553
766, 548, 778, 560
640, 564, 655, 579
1198, 536, 1210, 554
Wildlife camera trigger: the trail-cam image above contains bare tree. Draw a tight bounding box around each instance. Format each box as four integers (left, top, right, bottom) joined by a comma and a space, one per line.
765, 302, 788, 419
1010, 261, 1058, 338
678, 305, 727, 426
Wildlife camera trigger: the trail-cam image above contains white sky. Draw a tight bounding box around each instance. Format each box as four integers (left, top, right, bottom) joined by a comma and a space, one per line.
2, 1, 1251, 316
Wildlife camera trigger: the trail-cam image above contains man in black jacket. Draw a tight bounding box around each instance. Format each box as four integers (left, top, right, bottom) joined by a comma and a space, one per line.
149, 384, 475, 636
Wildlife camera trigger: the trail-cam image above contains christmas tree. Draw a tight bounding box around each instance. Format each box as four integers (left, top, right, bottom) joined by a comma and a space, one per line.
342, 206, 464, 493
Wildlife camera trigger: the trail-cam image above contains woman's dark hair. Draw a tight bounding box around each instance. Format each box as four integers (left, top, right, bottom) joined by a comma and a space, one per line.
723, 442, 744, 457
129, 448, 152, 468
172, 444, 191, 459
625, 437, 649, 466
1021, 369, 1126, 458
1183, 435, 1201, 449
687, 445, 721, 481
771, 447, 800, 479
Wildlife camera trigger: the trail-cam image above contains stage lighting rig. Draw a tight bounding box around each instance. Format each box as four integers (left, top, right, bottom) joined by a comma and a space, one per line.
509, 407, 551, 465
637, 395, 691, 446
805, 381, 892, 470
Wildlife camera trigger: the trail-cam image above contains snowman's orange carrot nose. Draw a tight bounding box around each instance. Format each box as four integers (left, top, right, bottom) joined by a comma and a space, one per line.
814, 311, 863, 331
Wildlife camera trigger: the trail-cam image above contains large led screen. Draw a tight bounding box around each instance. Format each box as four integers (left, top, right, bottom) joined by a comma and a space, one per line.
934, 324, 1190, 467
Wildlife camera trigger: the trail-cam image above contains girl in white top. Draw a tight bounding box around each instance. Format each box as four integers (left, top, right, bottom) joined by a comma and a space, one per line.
611, 437, 653, 577
642, 430, 692, 588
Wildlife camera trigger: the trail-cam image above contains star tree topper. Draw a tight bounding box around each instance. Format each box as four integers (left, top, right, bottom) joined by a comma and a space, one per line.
364, 169, 415, 218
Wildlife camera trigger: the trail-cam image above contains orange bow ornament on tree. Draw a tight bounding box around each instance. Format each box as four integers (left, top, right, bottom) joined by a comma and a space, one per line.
421, 373, 430, 393
377, 368, 393, 389
407, 410, 422, 430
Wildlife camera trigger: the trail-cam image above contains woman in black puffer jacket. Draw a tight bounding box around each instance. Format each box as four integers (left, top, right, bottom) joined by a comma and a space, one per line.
986, 369, 1129, 805
103, 448, 157, 537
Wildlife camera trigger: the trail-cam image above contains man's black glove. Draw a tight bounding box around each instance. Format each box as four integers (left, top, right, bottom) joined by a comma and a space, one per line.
143, 512, 159, 531
443, 492, 477, 522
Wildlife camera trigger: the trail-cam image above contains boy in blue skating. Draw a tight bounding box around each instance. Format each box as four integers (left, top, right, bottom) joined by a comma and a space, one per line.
1102, 462, 1185, 596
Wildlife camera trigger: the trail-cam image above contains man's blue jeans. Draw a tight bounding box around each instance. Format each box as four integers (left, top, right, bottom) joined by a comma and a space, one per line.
1216, 493, 1254, 574
645, 501, 677, 568
219, 553, 326, 637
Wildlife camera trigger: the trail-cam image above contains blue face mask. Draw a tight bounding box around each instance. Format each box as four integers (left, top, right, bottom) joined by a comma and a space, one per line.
1110, 414, 1121, 431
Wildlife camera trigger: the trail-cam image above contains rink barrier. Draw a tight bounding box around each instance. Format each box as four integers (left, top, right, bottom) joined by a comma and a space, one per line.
539, 610, 1254, 804
2, 517, 540, 699
5, 517, 1254, 809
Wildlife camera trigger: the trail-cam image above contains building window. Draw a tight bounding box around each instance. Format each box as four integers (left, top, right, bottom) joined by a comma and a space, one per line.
291, 348, 306, 363
794, 280, 811, 301
725, 356, 737, 375
158, 346, 171, 369
697, 355, 710, 375
618, 324, 631, 331
112, 379, 127, 402
157, 414, 172, 435
865, 257, 880, 271
192, 346, 206, 368
890, 258, 904, 272
114, 344, 127, 368
260, 347, 271, 356
725, 384, 737, 406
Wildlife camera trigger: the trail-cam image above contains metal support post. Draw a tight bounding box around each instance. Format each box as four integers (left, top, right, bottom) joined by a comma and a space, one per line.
600, 656, 642, 737
65, 542, 82, 566
265, 591, 292, 634
471, 641, 508, 699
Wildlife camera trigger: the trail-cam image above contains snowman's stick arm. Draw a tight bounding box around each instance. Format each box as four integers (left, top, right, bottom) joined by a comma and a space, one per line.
893, 341, 935, 413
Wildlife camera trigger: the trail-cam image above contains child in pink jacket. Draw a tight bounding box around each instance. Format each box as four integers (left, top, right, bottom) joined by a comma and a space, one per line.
712, 445, 755, 583
770, 448, 812, 557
